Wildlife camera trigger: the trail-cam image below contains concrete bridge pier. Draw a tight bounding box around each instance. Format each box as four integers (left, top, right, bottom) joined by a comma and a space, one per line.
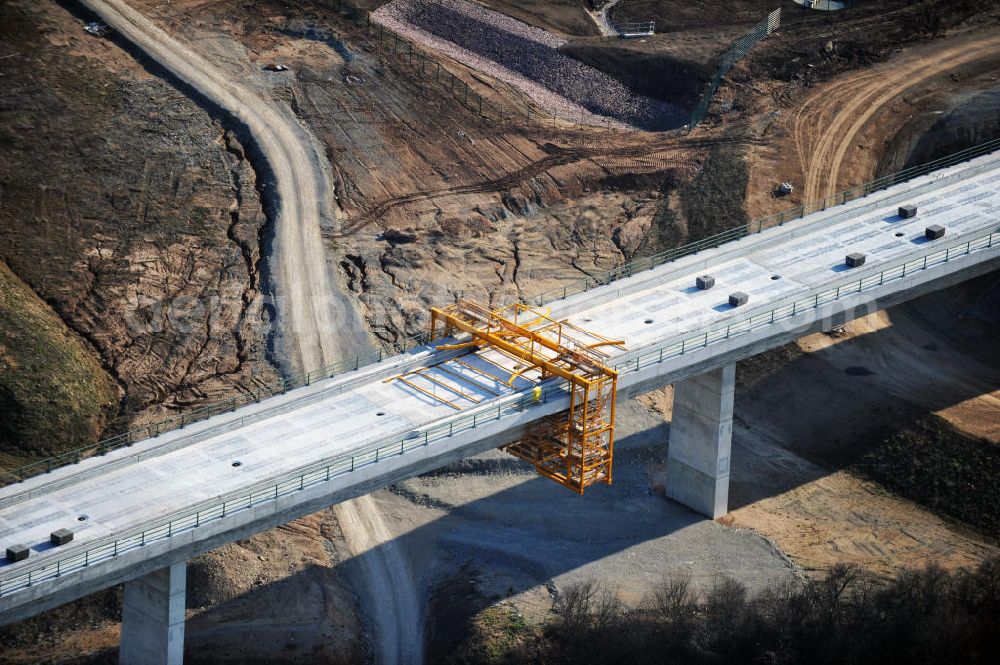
119, 561, 187, 665
665, 363, 735, 519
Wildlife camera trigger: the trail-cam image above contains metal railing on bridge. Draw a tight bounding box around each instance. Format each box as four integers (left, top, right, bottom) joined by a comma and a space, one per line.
2, 225, 996, 600
611, 229, 999, 373
2, 138, 998, 488
528, 138, 1000, 305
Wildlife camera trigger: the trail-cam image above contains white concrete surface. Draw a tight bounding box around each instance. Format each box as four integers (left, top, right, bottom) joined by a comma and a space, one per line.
666, 364, 735, 519
119, 562, 186, 665
0, 151, 998, 624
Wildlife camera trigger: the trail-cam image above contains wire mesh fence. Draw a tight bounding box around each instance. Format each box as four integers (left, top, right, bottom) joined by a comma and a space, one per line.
688, 7, 781, 129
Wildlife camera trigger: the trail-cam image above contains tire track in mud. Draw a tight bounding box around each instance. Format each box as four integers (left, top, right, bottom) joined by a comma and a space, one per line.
339, 133, 758, 234
794, 32, 1000, 201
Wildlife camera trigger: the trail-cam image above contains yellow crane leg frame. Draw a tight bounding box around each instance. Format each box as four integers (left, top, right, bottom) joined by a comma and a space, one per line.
430, 301, 620, 494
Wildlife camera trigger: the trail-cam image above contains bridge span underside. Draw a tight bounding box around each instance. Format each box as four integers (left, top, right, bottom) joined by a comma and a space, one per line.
1, 151, 998, 662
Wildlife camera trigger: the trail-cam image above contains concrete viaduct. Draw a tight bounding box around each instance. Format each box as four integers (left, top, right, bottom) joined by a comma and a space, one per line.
1, 150, 999, 662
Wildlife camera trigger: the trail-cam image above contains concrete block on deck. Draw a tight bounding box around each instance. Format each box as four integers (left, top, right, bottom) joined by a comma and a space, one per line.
845, 252, 866, 268
6, 544, 29, 563
50, 529, 73, 546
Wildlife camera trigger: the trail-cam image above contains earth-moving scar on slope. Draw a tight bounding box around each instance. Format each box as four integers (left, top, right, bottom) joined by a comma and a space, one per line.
76, 1, 422, 663
794, 32, 1000, 201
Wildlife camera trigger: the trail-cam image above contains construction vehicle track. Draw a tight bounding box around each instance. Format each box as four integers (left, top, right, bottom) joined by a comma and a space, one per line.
339, 133, 759, 233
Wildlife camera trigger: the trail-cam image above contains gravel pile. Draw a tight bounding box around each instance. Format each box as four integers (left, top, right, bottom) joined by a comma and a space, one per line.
372, 0, 685, 130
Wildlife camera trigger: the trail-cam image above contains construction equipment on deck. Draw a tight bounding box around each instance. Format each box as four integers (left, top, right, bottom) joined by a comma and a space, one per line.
429, 300, 622, 494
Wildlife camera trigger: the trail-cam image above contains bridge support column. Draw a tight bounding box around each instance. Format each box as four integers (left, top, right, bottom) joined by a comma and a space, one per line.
666, 363, 735, 519
120, 562, 186, 665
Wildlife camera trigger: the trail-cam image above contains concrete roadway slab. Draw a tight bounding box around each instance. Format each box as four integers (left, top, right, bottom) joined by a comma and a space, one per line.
570, 161, 1000, 342
1, 151, 999, 581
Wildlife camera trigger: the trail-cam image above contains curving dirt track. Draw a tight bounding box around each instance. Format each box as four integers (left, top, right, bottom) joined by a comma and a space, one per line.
793, 31, 1000, 201
78, 0, 366, 376
335, 497, 422, 665
77, 2, 421, 663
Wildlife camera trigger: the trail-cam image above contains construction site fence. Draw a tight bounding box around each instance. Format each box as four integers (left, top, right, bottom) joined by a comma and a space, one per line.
688, 7, 781, 128
4, 224, 996, 600
2, 138, 998, 488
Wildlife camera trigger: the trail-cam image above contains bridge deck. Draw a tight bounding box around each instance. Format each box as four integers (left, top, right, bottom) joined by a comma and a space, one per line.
1, 151, 999, 596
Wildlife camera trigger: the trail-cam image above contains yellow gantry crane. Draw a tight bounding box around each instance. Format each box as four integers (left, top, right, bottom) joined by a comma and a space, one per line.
425, 300, 623, 494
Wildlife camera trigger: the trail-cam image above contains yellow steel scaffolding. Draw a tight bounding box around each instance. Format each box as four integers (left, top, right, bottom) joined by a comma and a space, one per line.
429, 300, 622, 494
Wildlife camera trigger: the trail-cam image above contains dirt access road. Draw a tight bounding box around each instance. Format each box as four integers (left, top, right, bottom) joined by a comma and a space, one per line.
78, 0, 366, 376
587, 0, 623, 37
793, 31, 1000, 201
75, 2, 421, 664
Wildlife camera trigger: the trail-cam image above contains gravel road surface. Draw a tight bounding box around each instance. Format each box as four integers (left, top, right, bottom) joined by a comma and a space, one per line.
76, 3, 421, 663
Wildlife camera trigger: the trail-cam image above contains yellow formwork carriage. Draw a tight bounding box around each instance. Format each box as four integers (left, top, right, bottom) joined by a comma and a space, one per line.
429, 300, 621, 494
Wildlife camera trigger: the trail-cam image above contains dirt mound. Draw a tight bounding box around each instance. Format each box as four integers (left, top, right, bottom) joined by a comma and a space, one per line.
0, 261, 118, 467
855, 415, 1000, 536
0, 586, 120, 651
187, 545, 270, 608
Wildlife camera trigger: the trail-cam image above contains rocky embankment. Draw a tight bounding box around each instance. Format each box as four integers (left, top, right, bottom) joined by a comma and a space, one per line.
374, 0, 686, 129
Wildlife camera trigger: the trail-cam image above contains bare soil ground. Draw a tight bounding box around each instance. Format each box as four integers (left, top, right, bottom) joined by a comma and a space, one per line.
722, 283, 1000, 576
2, 0, 1000, 663
140, 0, 725, 343
0, 0, 280, 437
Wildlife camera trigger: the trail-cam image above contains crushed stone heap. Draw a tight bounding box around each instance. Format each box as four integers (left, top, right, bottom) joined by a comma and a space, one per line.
373, 0, 686, 131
